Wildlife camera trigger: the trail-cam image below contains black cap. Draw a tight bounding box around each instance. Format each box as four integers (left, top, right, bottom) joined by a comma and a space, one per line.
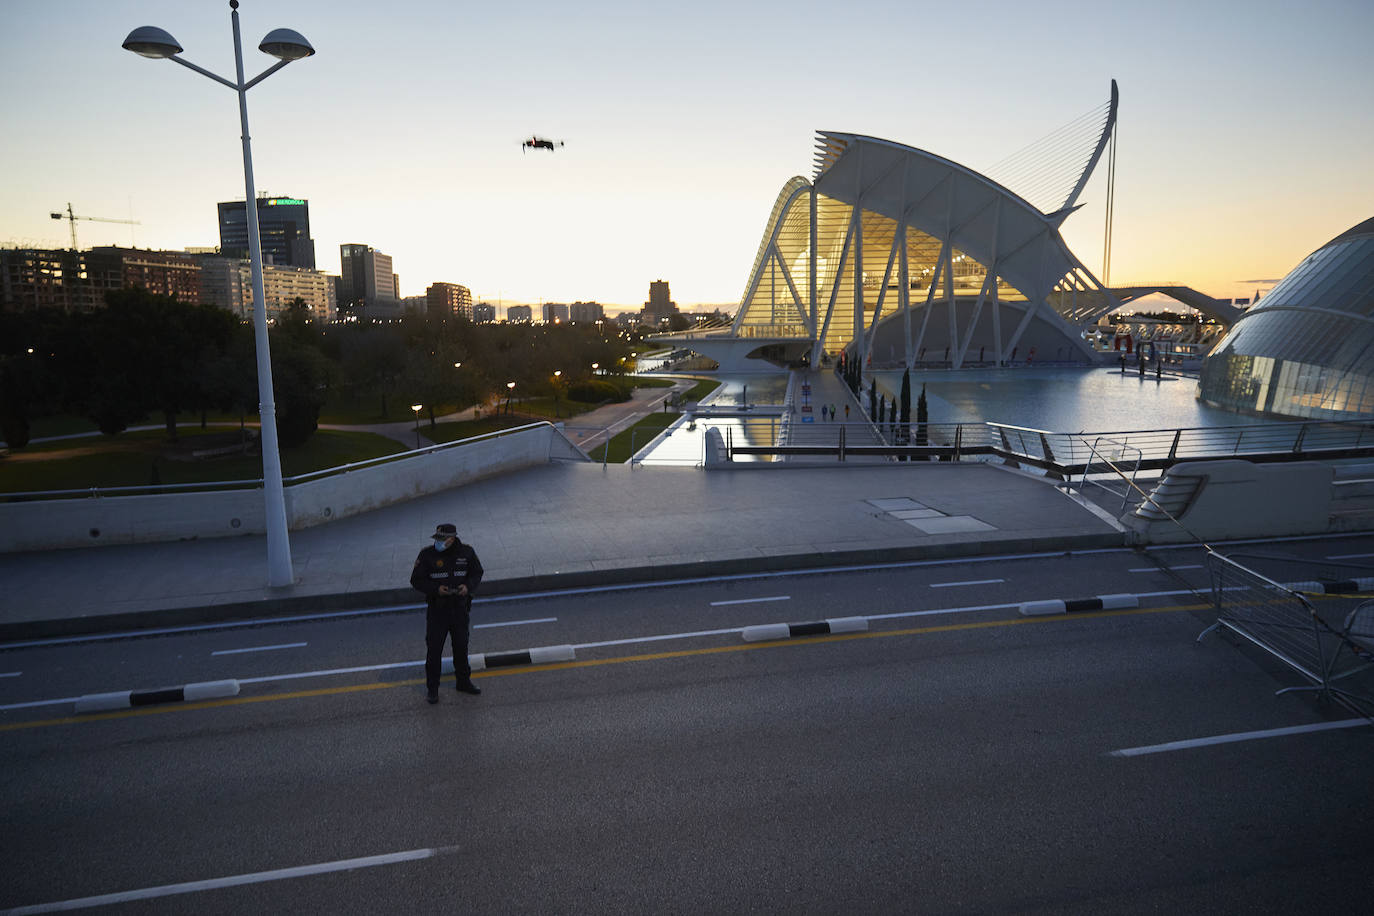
433, 523, 457, 538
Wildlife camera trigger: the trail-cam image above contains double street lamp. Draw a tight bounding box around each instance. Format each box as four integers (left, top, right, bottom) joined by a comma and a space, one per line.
123, 1, 314, 588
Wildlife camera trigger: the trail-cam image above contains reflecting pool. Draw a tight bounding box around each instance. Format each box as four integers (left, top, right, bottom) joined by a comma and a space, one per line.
870, 366, 1286, 433
636, 366, 1294, 465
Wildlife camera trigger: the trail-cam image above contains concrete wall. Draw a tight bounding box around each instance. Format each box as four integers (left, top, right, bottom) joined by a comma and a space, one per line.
0, 425, 587, 552
1123, 459, 1335, 544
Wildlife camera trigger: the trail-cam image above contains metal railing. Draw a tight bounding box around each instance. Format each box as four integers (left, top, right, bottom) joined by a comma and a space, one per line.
1199, 551, 1374, 718
1075, 436, 1144, 513
988, 420, 1374, 475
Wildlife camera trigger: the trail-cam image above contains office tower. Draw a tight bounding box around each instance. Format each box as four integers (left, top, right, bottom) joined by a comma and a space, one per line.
427, 282, 473, 319
570, 301, 604, 323
217, 196, 316, 268
643, 279, 679, 322
339, 243, 401, 319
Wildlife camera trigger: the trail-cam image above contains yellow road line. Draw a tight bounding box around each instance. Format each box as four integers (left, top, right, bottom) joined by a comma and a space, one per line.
0, 602, 1203, 733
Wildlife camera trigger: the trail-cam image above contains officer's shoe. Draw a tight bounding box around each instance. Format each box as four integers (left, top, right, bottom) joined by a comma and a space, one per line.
456, 680, 482, 695
426, 690, 439, 704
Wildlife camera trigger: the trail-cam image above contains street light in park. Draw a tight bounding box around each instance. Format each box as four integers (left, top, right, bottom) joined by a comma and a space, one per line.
411, 404, 423, 449
506, 381, 516, 416
591, 362, 599, 375
553, 370, 562, 418
122, 1, 315, 588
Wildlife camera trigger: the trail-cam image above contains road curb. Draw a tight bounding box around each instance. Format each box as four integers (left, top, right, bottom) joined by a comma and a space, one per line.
1281, 577, 1374, 595
1019, 593, 1139, 617
742, 616, 869, 642
468, 645, 576, 671
74, 679, 240, 713
0, 532, 1125, 644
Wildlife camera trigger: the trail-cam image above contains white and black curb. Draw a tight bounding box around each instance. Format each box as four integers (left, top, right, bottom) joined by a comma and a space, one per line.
1281, 577, 1374, 595
443, 645, 577, 673
742, 617, 869, 642
74, 679, 240, 714
1018, 594, 1139, 617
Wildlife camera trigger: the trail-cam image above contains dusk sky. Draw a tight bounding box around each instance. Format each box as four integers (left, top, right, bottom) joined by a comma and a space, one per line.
3, 0, 1372, 312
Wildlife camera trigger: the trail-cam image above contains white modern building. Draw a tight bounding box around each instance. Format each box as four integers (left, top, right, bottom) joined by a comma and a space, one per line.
1200, 216, 1374, 420
655, 83, 1238, 372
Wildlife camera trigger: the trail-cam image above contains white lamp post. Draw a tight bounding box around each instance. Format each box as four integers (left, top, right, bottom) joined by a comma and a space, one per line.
123, 1, 314, 588
411, 404, 423, 449
506, 381, 516, 415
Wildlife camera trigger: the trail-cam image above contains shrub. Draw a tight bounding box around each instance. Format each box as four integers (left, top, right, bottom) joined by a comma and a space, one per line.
567, 379, 630, 404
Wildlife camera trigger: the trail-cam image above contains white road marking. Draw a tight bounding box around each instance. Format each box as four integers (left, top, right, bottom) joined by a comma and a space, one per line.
0, 671, 21, 678
1109, 719, 1370, 757
1327, 552, 1374, 560
2, 591, 1213, 713
710, 595, 790, 606
1, 613, 556, 650
929, 579, 1003, 588
1128, 564, 1203, 573
4, 846, 450, 914
212, 642, 308, 657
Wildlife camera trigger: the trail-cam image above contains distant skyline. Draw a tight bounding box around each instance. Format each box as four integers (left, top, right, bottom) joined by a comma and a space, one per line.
3, 0, 1372, 310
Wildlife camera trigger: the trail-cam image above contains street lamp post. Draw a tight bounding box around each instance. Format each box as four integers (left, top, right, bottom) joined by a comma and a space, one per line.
411, 404, 423, 449
506, 381, 516, 416
553, 370, 562, 418
123, 1, 314, 588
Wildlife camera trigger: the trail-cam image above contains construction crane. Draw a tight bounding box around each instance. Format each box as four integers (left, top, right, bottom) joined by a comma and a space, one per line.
49, 202, 140, 250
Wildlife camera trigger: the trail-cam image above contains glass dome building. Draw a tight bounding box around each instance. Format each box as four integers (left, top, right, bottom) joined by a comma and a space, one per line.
1199, 216, 1374, 420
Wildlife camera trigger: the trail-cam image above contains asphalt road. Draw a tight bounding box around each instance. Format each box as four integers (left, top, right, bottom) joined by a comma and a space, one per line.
3, 538, 1373, 914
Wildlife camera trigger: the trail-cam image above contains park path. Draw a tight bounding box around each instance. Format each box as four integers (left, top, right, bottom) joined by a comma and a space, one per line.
318, 375, 697, 452
10, 376, 702, 456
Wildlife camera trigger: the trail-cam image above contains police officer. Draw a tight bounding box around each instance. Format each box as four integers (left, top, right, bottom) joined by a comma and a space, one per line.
410, 523, 484, 704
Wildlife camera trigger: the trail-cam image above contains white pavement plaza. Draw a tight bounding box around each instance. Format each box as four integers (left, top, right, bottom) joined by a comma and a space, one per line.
0, 460, 1122, 636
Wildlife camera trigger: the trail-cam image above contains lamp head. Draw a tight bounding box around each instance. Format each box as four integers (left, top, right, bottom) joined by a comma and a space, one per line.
122, 25, 183, 59
259, 28, 315, 61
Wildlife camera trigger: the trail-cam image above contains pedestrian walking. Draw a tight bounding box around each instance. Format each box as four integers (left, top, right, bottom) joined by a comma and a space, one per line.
821, 404, 828, 422
410, 523, 485, 703
844, 404, 850, 421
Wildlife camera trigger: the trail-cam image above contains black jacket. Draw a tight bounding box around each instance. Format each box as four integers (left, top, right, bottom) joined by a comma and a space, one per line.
410, 540, 484, 604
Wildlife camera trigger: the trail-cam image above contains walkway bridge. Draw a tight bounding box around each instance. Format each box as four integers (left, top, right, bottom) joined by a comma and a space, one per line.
1108, 284, 1243, 324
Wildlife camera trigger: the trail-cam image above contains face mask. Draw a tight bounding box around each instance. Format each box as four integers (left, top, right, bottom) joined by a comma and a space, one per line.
433, 538, 449, 552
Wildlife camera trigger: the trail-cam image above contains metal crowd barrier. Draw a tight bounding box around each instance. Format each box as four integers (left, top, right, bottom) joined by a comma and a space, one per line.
1199, 551, 1374, 718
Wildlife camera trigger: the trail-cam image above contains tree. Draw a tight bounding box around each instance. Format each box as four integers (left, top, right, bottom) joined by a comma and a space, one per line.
0, 361, 31, 449
79, 288, 239, 439
269, 331, 334, 448
898, 368, 912, 455
916, 383, 929, 447
869, 379, 878, 422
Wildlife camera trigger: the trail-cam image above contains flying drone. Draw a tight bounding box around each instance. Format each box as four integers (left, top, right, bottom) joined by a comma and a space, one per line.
522, 136, 564, 153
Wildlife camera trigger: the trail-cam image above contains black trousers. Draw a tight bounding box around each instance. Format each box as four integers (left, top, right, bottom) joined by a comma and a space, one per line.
425, 600, 471, 691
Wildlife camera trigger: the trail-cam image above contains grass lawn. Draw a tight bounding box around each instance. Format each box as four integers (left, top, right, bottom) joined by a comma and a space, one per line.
588, 412, 682, 463
0, 429, 403, 494
682, 379, 722, 402
424, 414, 554, 445
318, 396, 467, 426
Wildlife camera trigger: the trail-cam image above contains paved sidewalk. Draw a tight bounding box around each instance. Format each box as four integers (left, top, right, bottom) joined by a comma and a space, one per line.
0, 458, 1125, 641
